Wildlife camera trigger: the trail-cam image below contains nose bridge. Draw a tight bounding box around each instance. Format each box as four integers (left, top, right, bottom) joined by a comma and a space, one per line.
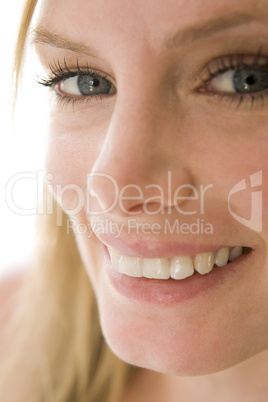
92, 82, 169, 182
89, 74, 194, 214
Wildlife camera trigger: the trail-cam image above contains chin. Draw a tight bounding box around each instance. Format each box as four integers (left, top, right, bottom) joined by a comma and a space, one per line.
100, 304, 268, 376
97, 263, 268, 377
74, 218, 268, 377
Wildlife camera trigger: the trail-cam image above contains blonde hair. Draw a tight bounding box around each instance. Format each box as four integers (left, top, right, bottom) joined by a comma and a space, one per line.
0, 1, 134, 400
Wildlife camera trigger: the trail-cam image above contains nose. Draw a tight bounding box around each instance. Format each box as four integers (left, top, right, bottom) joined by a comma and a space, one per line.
88, 86, 194, 216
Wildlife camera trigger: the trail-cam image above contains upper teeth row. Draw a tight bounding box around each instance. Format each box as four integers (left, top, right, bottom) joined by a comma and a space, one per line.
108, 246, 243, 280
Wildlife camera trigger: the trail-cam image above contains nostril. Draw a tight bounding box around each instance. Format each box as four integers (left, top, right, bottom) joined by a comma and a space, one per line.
87, 170, 199, 217
127, 203, 147, 215
127, 201, 163, 215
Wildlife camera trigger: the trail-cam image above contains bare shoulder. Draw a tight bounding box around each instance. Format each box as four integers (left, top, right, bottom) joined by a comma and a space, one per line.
0, 268, 27, 326
0, 269, 29, 398
0, 269, 26, 305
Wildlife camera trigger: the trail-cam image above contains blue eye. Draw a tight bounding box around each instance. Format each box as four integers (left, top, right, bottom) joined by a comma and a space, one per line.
233, 68, 268, 93
211, 67, 268, 94
60, 74, 113, 96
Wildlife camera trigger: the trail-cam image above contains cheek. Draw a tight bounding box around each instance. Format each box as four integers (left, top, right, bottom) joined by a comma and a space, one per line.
45, 117, 105, 211
182, 107, 268, 234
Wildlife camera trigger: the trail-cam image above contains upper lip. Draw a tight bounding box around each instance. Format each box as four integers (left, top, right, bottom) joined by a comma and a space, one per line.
95, 233, 236, 258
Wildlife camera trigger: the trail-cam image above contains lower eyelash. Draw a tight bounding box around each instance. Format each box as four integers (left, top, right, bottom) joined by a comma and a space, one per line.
203, 90, 268, 110
52, 92, 104, 110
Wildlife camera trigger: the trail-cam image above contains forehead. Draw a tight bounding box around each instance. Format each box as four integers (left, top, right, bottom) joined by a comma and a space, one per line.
37, 0, 266, 45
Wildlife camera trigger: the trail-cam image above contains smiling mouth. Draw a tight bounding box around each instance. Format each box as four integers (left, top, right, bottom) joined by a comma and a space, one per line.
107, 246, 251, 280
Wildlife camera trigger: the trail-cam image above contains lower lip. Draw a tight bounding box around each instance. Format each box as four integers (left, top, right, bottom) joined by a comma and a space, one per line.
104, 246, 252, 305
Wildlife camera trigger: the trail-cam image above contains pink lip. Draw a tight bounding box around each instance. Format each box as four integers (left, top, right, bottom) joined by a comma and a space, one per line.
97, 233, 227, 258
103, 246, 253, 305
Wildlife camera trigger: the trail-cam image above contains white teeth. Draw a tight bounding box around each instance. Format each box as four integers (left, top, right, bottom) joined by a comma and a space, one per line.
214, 247, 229, 267
143, 258, 170, 279
108, 245, 247, 280
170, 256, 194, 279
194, 252, 215, 275
229, 246, 243, 261
118, 256, 143, 277
110, 249, 121, 270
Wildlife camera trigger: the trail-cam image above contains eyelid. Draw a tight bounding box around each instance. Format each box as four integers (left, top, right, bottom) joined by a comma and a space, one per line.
37, 59, 117, 111
199, 52, 268, 83
38, 58, 117, 89
195, 52, 268, 110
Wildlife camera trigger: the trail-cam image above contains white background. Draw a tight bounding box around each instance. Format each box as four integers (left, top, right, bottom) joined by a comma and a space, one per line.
0, 1, 47, 276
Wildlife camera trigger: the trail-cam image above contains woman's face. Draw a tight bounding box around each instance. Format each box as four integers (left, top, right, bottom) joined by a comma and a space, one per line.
35, 0, 268, 375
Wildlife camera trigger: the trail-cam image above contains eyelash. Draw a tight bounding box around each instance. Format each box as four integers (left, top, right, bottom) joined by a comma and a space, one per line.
200, 52, 268, 108
38, 53, 268, 109
37, 59, 114, 107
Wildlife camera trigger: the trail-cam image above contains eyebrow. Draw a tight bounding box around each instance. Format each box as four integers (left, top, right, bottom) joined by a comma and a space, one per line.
32, 11, 262, 55
31, 27, 98, 58
167, 12, 261, 48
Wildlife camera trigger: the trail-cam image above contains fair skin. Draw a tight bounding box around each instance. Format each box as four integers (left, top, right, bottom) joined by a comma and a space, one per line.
31, 0, 268, 400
